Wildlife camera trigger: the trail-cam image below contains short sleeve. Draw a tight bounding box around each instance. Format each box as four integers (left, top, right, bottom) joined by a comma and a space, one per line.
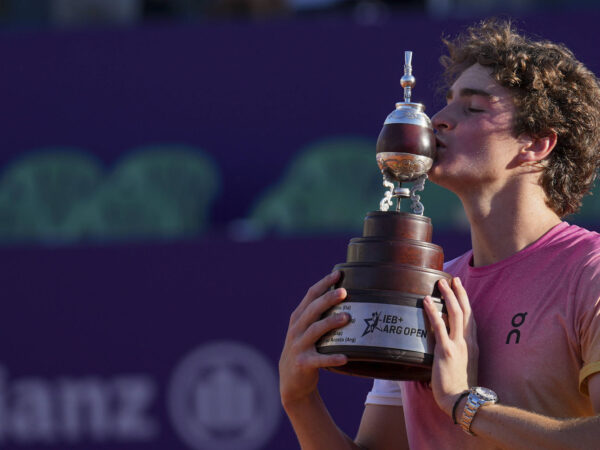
576, 255, 600, 395
365, 378, 403, 406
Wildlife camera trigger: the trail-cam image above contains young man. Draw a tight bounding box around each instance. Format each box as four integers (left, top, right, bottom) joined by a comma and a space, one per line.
279, 20, 600, 449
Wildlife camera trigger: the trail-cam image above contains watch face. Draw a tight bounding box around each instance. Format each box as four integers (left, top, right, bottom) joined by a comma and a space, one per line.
472, 387, 498, 402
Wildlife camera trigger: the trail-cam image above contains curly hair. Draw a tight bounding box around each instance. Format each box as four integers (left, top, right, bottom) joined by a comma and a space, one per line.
440, 19, 600, 217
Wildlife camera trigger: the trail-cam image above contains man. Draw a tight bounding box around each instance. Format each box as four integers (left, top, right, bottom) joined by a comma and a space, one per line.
279, 19, 600, 449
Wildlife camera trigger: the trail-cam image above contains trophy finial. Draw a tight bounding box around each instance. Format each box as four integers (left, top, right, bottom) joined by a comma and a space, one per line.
400, 51, 416, 103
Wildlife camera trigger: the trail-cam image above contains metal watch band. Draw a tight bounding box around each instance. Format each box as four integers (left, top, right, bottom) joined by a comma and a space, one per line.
459, 394, 480, 435
460, 387, 498, 436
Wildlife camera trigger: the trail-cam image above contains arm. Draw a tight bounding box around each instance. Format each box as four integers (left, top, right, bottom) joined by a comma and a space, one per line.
423, 278, 600, 450
282, 390, 362, 449
356, 404, 409, 450
279, 271, 409, 449
283, 396, 409, 450
450, 387, 600, 450
279, 271, 361, 449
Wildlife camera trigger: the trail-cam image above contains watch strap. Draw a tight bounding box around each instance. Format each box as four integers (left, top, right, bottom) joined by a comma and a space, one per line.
452, 391, 469, 424
460, 387, 497, 435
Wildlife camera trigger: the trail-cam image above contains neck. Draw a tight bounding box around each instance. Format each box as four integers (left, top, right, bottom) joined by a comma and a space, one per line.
459, 181, 561, 268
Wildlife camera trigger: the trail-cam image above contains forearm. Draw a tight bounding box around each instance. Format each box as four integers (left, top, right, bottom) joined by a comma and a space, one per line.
283, 390, 363, 450
463, 400, 600, 450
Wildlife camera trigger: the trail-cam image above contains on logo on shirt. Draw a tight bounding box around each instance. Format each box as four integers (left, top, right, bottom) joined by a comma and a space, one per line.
506, 312, 528, 344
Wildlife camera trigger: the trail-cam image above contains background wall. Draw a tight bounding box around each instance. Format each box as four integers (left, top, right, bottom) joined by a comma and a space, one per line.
1, 8, 600, 450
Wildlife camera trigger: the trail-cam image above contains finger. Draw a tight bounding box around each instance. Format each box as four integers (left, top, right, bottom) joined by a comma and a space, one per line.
423, 295, 450, 346
452, 277, 474, 334
299, 350, 348, 370
300, 312, 350, 347
290, 271, 341, 324
298, 287, 347, 331
452, 278, 477, 343
438, 278, 463, 340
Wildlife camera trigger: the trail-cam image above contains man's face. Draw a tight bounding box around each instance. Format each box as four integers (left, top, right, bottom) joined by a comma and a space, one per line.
429, 64, 522, 194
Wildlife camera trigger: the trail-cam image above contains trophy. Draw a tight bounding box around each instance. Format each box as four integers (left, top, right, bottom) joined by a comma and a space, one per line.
316, 51, 451, 381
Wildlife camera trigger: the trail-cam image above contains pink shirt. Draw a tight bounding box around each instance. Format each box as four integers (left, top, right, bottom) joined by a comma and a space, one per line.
366, 222, 600, 449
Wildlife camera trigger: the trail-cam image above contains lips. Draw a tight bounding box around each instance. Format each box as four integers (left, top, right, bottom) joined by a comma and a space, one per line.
435, 136, 447, 149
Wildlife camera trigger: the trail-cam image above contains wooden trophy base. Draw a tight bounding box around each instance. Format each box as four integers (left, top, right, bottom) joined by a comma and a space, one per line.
316, 211, 450, 381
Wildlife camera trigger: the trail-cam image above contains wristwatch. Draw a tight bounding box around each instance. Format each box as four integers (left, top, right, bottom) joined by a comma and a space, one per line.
460, 386, 498, 435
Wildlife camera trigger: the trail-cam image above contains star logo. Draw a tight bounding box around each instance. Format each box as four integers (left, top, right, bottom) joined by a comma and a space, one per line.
362, 312, 383, 337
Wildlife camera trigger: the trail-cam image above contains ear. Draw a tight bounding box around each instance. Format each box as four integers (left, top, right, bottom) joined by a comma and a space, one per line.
517, 131, 557, 163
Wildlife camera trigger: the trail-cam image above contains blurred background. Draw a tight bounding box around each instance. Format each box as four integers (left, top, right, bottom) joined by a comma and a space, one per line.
0, 1, 599, 449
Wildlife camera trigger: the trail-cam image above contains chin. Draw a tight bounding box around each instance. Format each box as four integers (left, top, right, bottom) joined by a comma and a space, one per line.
427, 166, 457, 190
427, 164, 444, 183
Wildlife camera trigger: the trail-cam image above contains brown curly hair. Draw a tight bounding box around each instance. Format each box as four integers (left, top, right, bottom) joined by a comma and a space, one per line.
441, 19, 600, 217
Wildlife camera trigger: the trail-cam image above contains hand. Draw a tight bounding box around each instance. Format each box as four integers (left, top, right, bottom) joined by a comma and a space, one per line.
279, 271, 351, 408
423, 277, 479, 417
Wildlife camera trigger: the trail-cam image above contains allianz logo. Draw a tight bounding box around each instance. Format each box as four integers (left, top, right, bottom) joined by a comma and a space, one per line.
0, 341, 280, 450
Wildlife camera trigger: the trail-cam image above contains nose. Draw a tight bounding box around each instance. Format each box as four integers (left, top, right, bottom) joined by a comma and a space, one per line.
431, 105, 452, 131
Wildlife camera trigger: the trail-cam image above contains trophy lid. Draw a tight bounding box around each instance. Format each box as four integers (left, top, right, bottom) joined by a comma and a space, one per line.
382, 51, 432, 129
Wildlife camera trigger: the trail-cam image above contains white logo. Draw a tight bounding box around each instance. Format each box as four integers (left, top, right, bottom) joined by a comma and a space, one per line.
167, 341, 280, 450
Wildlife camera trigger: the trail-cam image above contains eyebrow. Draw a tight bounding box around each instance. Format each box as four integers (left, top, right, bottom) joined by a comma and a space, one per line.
446, 87, 495, 100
